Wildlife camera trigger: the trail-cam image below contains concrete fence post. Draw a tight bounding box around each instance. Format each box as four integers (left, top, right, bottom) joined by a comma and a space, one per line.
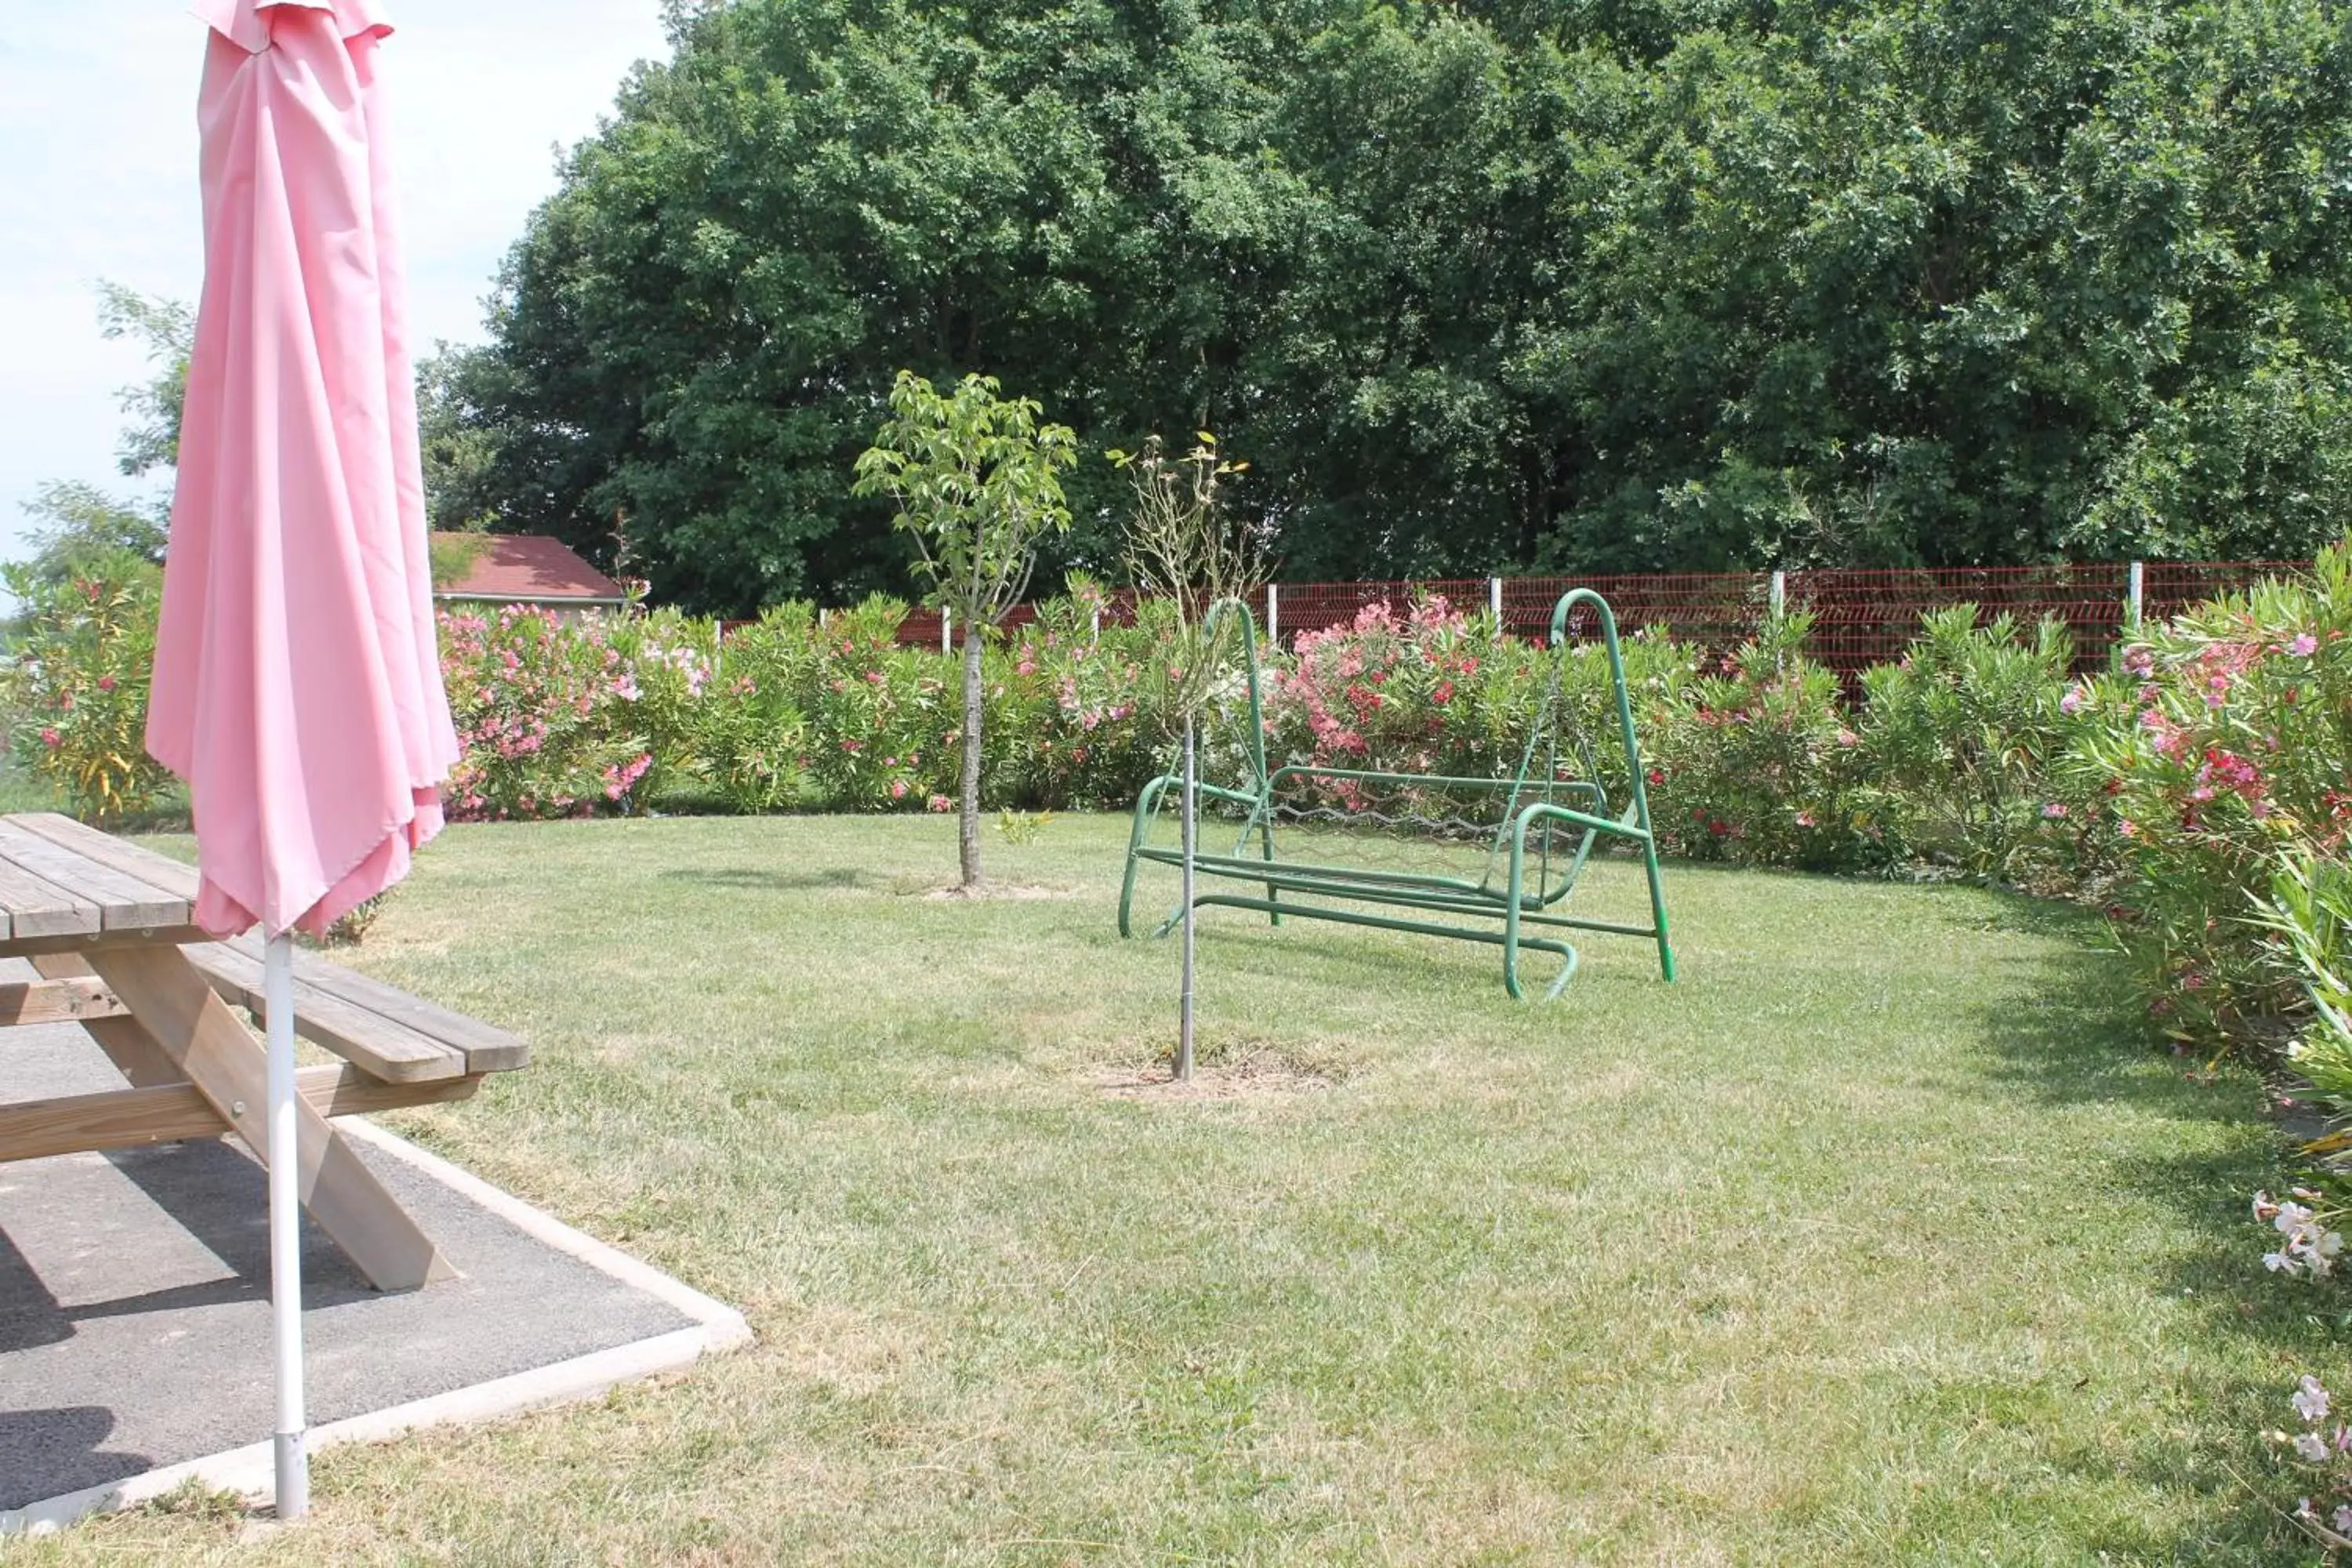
942, 608, 953, 654
1488, 575, 1504, 629
2126, 561, 2145, 632
1769, 569, 1787, 620
1265, 583, 1279, 648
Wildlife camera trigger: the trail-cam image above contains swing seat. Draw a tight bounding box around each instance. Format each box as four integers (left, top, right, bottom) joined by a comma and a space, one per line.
1117, 590, 1677, 1000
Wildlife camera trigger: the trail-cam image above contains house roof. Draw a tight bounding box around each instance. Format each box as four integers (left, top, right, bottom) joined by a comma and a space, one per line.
433, 533, 627, 605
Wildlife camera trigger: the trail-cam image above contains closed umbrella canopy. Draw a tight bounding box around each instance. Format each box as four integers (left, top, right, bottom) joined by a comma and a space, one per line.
155, 0, 457, 942
155, 0, 458, 1518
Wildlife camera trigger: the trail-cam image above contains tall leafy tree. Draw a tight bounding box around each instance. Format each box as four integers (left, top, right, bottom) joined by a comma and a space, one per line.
447, 0, 2352, 608
10, 285, 183, 610
95, 282, 193, 480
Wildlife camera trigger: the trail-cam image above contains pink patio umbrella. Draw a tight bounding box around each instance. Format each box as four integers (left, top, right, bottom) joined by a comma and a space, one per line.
154, 0, 459, 1519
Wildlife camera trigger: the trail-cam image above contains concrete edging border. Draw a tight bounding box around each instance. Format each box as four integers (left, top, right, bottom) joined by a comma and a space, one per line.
2, 1120, 751, 1537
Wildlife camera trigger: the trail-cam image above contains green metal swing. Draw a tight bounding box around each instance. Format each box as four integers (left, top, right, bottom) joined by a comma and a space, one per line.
1116, 589, 1676, 999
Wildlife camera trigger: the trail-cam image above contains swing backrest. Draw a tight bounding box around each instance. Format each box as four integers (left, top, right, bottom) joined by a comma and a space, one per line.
1164, 590, 1658, 908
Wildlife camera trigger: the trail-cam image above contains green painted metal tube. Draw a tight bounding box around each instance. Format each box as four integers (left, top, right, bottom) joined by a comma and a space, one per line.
1183, 892, 1582, 1000
1540, 586, 1676, 982
1115, 586, 1673, 996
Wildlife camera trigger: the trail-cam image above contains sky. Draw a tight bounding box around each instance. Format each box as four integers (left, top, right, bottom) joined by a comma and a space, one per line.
0, 0, 675, 564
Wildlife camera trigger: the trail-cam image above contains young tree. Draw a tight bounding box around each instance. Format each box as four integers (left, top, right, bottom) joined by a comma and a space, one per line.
1113, 433, 1263, 1080
853, 372, 1077, 890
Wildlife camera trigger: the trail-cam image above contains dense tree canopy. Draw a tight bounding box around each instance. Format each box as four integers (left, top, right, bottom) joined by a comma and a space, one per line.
442, 0, 2352, 613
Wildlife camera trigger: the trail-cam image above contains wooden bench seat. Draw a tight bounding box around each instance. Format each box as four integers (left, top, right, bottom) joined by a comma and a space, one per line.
183, 937, 527, 1085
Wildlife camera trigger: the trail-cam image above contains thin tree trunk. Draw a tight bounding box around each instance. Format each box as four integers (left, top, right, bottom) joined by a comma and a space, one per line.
960, 620, 984, 890
1178, 713, 1196, 1081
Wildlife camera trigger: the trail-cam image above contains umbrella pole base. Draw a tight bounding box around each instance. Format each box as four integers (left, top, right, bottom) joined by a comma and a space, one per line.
268, 934, 310, 1523
274, 1430, 308, 1519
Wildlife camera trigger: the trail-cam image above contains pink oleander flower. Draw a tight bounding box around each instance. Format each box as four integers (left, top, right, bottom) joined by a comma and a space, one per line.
2290, 633, 2319, 657
927, 793, 952, 813
889, 780, 908, 799
1794, 810, 1816, 827
38, 728, 60, 749
2059, 686, 2084, 715
2042, 802, 2068, 819
1836, 728, 1858, 747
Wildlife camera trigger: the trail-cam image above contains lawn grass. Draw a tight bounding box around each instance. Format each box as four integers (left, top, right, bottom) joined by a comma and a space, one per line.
18, 813, 2336, 1564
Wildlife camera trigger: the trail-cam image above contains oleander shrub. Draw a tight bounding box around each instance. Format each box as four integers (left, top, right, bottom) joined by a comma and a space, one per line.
996, 583, 1164, 809
1642, 613, 1864, 870
800, 596, 958, 809
2068, 540, 2352, 1046
691, 604, 815, 813
1852, 607, 2094, 886
0, 564, 173, 823
601, 607, 717, 807
1265, 596, 1515, 780
439, 605, 652, 819
2266, 848, 2352, 1106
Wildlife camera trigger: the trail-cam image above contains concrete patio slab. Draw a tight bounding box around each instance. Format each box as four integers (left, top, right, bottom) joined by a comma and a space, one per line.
0, 1014, 748, 1532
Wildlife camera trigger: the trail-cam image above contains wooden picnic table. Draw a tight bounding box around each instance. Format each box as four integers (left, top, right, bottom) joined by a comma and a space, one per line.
0, 812, 527, 1289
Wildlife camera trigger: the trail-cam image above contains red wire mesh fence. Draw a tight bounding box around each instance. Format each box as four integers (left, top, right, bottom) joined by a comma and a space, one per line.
870, 560, 2315, 679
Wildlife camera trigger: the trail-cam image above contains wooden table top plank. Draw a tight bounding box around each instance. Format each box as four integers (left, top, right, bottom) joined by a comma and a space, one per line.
0, 811, 526, 1076
0, 854, 102, 940
9, 811, 201, 902
181, 942, 468, 1084
0, 821, 188, 930
221, 932, 530, 1075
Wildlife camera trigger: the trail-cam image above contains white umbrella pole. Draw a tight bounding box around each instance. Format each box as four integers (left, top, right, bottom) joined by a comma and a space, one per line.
265, 931, 309, 1519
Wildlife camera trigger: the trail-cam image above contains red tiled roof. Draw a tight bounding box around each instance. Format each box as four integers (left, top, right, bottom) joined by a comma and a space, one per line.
432, 533, 626, 604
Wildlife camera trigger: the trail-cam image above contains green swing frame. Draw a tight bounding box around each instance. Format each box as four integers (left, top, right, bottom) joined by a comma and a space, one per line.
1116, 589, 1676, 999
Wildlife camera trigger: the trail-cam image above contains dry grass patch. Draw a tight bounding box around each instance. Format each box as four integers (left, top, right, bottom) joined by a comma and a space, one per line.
1088, 1029, 1355, 1102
